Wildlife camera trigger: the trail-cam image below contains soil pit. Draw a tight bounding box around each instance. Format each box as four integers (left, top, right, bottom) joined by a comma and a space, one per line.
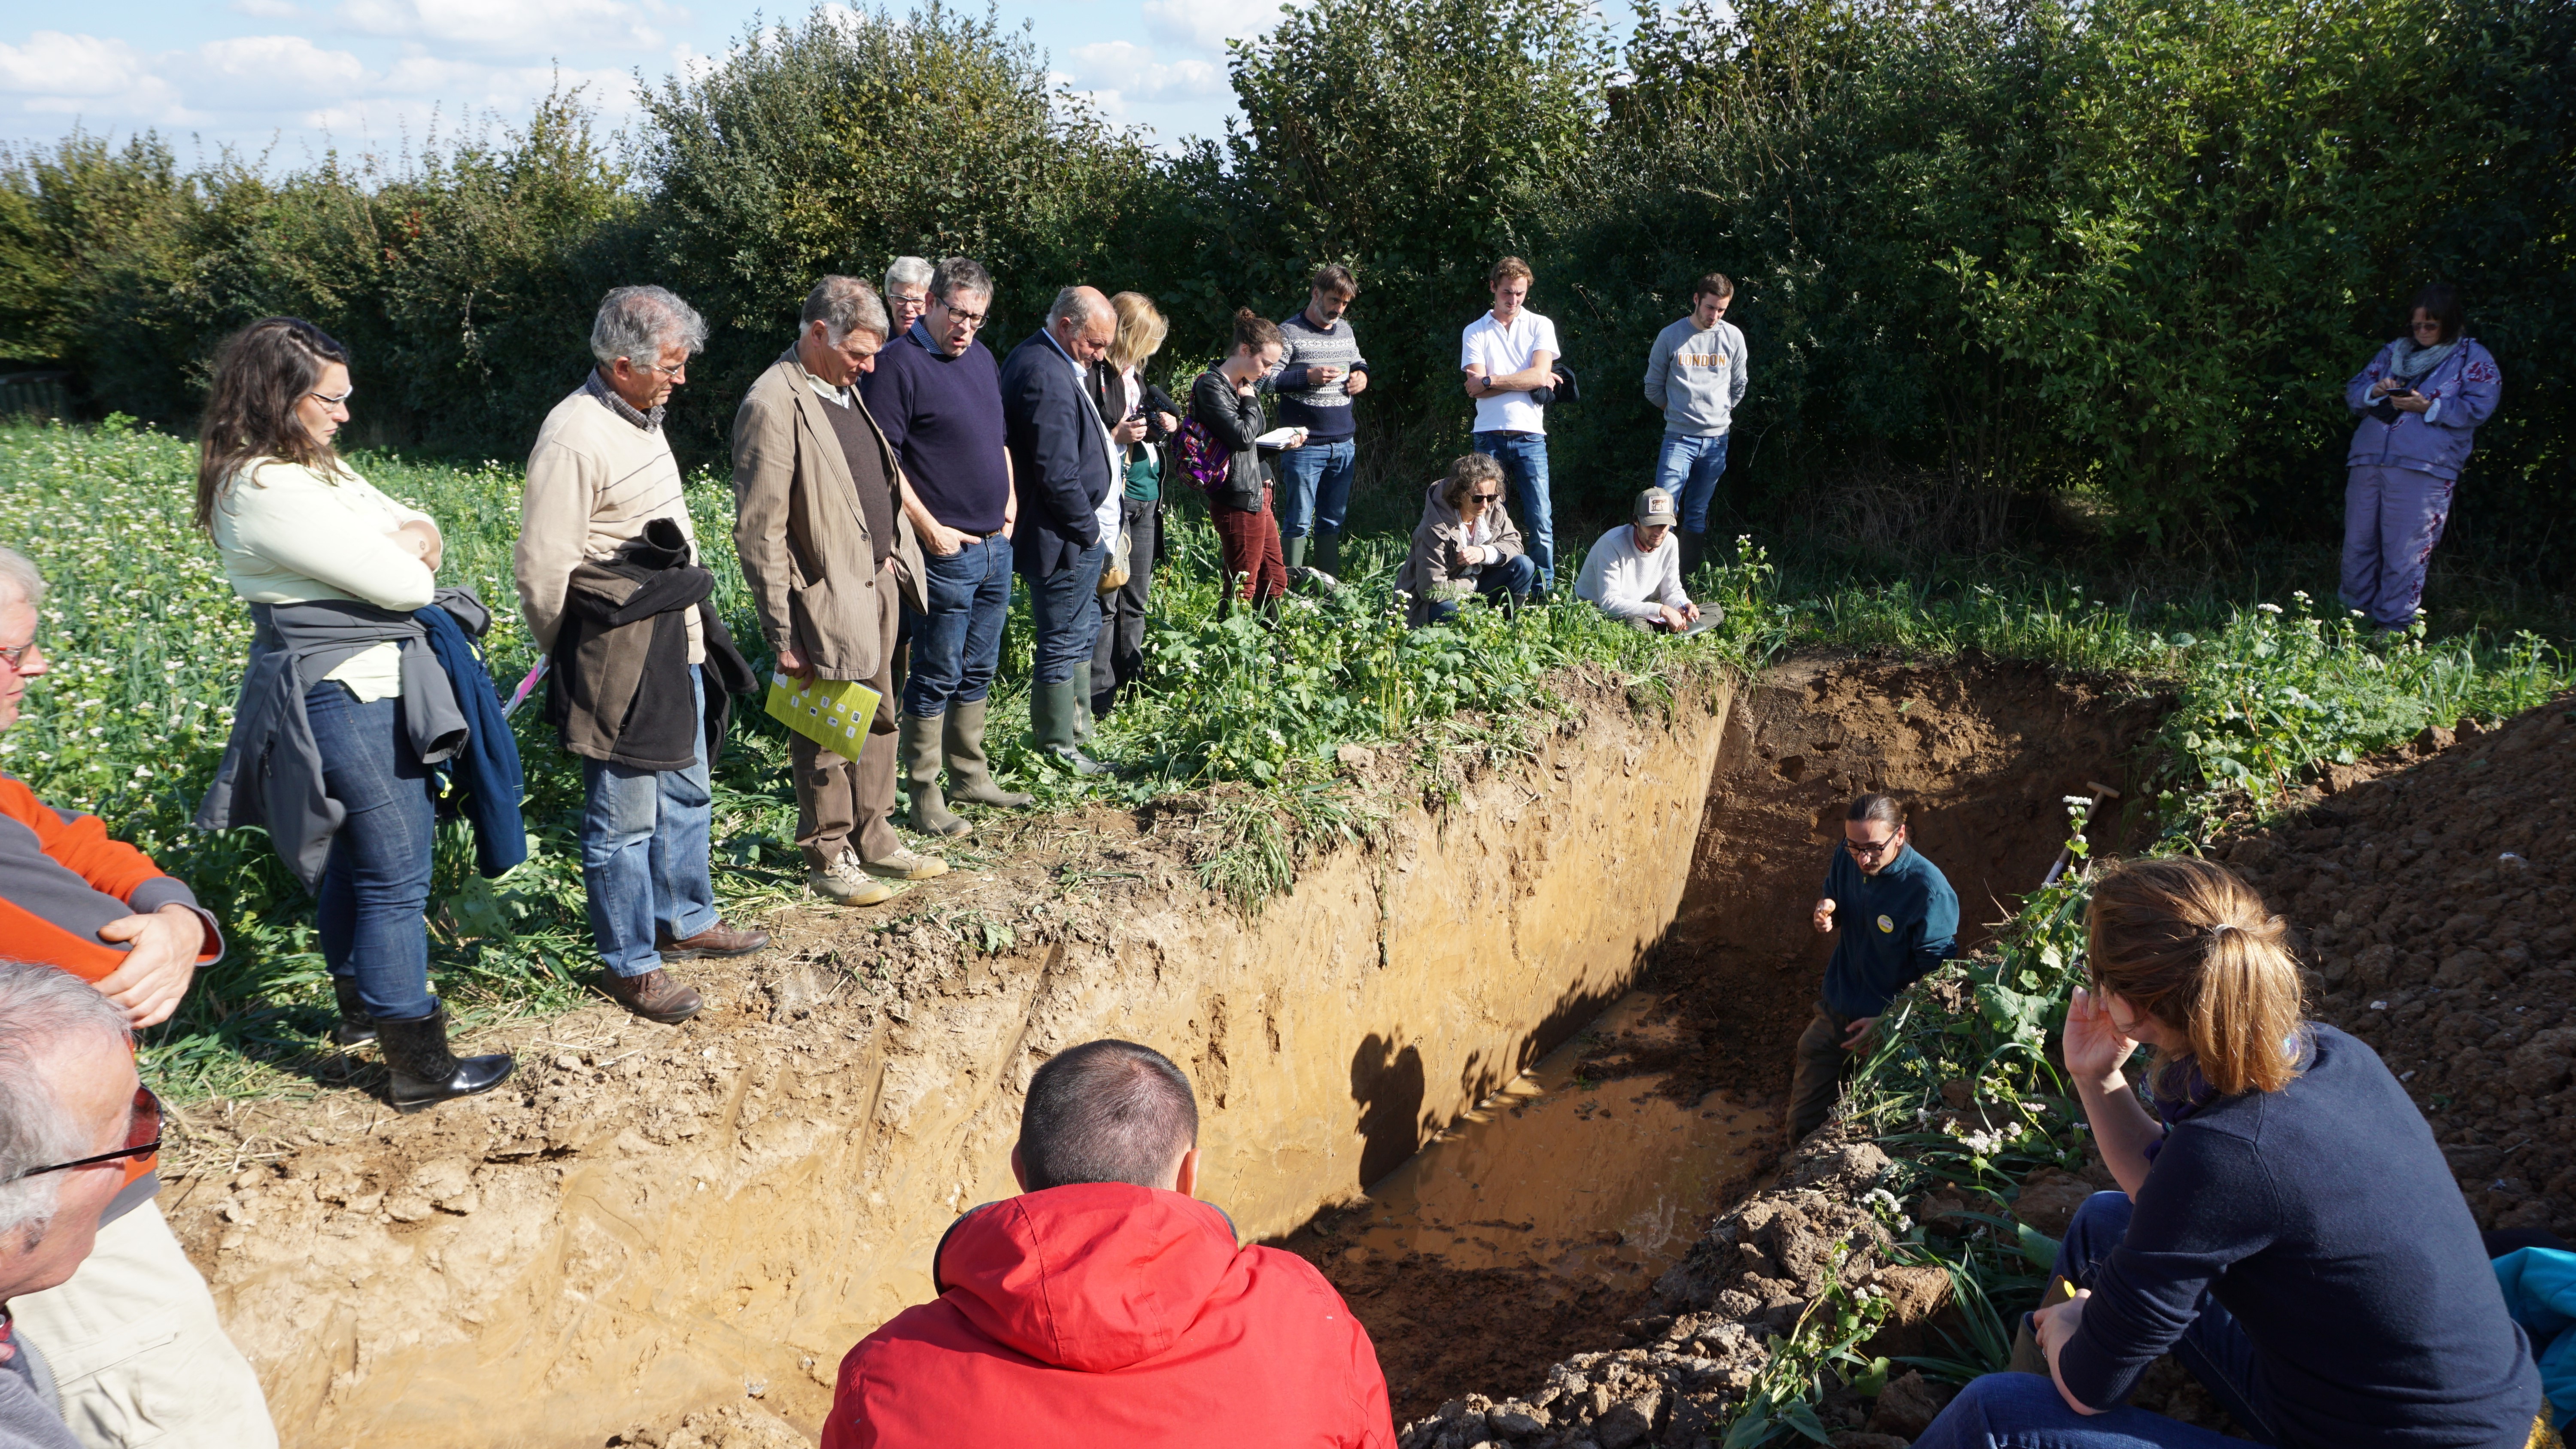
164, 656, 2174, 1445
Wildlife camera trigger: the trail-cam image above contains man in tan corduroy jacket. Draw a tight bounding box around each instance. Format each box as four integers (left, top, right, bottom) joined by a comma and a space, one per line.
732, 276, 939, 906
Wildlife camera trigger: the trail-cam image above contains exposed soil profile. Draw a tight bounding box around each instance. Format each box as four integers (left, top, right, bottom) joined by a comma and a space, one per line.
153, 654, 2189, 1446
1293, 654, 2175, 1421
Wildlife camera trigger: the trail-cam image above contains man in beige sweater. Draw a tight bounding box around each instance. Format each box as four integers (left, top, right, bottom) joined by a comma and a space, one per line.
731, 276, 944, 906
515, 285, 768, 1024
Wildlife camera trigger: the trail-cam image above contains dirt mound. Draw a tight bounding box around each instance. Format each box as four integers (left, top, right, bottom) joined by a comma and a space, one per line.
2214, 695, 2576, 1238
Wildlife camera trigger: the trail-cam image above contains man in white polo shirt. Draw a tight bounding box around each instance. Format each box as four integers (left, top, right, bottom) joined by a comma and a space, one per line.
1460, 256, 1562, 591
1575, 486, 1707, 634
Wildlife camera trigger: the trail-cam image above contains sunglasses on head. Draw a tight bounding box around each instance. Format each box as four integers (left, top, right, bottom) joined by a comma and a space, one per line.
3, 1085, 161, 1183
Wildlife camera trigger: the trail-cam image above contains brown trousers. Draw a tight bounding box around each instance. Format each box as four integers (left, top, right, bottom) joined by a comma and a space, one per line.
1788, 1000, 1878, 1142
792, 557, 902, 869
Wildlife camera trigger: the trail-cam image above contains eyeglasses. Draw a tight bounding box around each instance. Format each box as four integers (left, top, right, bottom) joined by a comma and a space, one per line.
0, 638, 37, 670
2410, 319, 2444, 333
937, 303, 989, 328
3, 1085, 161, 1183
1469, 489, 1501, 501
632, 359, 687, 380
1844, 835, 1900, 860
306, 388, 353, 408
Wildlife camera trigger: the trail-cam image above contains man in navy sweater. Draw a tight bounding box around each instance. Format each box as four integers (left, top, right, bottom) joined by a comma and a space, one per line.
1266, 264, 1370, 581
1790, 793, 1958, 1139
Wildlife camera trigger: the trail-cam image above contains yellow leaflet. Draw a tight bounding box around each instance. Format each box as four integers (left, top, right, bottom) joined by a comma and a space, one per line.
764, 672, 883, 753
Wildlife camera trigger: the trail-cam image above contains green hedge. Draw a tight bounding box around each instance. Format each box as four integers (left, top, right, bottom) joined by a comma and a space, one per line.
1, 0, 2567, 553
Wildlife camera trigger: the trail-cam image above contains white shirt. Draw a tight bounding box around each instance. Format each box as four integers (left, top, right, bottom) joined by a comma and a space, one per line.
1461, 309, 1561, 434
213, 459, 437, 700
1574, 525, 1690, 621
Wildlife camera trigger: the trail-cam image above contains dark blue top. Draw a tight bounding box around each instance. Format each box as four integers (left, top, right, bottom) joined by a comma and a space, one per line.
2064, 1024, 2539, 1448
858, 323, 1011, 534
1818, 842, 1957, 1018
416, 598, 526, 879
998, 328, 1115, 580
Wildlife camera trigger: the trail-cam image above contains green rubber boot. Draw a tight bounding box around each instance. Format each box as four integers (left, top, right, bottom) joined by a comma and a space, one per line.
1285, 534, 1311, 572
900, 713, 971, 838
943, 699, 1032, 808
1072, 661, 1096, 742
1031, 679, 1108, 777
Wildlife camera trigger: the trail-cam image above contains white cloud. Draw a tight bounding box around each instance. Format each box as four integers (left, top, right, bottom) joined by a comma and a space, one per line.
0, 31, 154, 99
229, 0, 307, 17
333, 0, 675, 55
193, 36, 368, 106
1065, 40, 1224, 103
1139, 0, 1304, 53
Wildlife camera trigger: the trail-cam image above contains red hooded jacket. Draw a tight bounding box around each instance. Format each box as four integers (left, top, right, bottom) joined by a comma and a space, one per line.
821, 1182, 1395, 1449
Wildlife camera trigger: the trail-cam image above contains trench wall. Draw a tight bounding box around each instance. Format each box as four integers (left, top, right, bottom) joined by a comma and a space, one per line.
194, 677, 1738, 1448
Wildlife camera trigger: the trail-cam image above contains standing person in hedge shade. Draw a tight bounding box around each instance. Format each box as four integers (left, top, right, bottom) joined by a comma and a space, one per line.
1914, 857, 2542, 1449
1788, 792, 1957, 1141
2341, 283, 2501, 632
1461, 256, 1562, 592
1085, 291, 1179, 724
1265, 264, 1369, 583
1641, 272, 1747, 579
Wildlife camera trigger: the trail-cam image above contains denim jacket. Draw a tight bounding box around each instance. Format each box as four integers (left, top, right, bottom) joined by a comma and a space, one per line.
2344, 336, 2501, 482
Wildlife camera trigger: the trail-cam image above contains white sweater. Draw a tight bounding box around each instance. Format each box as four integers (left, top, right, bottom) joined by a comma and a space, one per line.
211, 459, 437, 699
1573, 526, 1690, 621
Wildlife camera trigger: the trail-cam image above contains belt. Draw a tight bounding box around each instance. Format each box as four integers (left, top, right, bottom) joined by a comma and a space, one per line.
1486, 430, 1540, 439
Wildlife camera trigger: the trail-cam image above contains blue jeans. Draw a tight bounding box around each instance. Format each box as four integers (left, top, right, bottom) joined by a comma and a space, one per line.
1026, 538, 1107, 687
1473, 431, 1553, 588
901, 533, 1013, 717
1275, 436, 1355, 541
305, 681, 439, 1021
1423, 553, 1537, 624
580, 666, 716, 977
1913, 1192, 2276, 1449
1654, 431, 1730, 534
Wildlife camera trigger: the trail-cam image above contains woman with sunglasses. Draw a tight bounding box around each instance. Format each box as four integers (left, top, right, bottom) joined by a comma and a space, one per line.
2341, 283, 2501, 632
1789, 792, 1957, 1141
1397, 452, 1535, 626
194, 317, 513, 1112
1913, 857, 2541, 1449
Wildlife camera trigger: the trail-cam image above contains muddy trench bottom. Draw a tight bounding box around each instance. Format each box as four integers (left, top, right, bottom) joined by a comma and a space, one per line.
1287, 992, 1778, 1420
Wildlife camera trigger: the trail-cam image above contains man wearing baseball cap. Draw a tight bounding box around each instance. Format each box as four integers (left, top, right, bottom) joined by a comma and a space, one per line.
1574, 486, 1708, 633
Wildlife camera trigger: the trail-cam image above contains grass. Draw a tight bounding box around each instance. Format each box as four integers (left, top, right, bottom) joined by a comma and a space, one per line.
1, 416, 2566, 1110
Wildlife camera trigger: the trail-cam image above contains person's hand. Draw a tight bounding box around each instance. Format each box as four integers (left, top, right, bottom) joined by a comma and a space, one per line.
1154, 410, 1179, 435
1813, 898, 1836, 934
2035, 1291, 2103, 1416
2372, 377, 2401, 398
1841, 1015, 1879, 1051
1112, 416, 1148, 445
2064, 986, 2139, 1088
1457, 544, 1486, 567
1344, 371, 1368, 396
1680, 601, 1702, 623
776, 644, 814, 680
2391, 391, 2431, 414
1281, 431, 1307, 450
1656, 604, 1689, 632
92, 904, 204, 1028
922, 518, 968, 556
1233, 373, 1258, 397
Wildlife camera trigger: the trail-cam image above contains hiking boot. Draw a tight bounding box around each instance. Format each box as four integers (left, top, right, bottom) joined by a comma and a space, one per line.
331, 975, 376, 1048
654, 920, 770, 958
901, 711, 971, 838
377, 1005, 515, 1113
944, 698, 1032, 808
602, 967, 705, 1024
809, 851, 897, 906
863, 846, 949, 881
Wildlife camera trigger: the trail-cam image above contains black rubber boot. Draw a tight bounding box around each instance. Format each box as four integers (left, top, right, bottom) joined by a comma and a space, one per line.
331, 976, 376, 1048
377, 1005, 515, 1114
1679, 529, 1707, 581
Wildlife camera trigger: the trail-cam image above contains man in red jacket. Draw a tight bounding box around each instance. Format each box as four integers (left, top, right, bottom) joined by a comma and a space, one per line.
823, 1039, 1396, 1449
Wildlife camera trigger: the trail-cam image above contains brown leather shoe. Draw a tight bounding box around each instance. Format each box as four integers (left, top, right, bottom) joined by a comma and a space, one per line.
602, 968, 704, 1024
654, 920, 771, 959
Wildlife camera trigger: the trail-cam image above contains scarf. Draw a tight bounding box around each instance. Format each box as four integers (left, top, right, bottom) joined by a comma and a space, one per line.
2139, 1028, 2315, 1163
2386, 337, 2462, 386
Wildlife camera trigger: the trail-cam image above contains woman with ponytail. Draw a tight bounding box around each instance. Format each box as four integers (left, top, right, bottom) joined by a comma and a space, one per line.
1916, 857, 2540, 1449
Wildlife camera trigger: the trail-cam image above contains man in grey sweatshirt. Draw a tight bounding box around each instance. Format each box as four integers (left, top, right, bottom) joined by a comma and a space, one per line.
1641, 273, 1749, 575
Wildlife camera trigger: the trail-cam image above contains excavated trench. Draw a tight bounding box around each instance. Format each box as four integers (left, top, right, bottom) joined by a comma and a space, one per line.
167, 656, 2168, 1446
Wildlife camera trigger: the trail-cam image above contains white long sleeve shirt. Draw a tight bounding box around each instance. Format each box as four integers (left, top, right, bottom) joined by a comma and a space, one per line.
211, 458, 437, 699
1574, 525, 1690, 621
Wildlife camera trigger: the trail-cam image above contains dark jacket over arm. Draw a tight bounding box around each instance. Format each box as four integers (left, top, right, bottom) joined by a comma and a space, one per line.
999, 330, 1112, 580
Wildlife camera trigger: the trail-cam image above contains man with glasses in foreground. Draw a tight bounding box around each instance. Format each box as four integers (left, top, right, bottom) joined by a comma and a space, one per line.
0, 562, 273, 1448
1789, 792, 1959, 1141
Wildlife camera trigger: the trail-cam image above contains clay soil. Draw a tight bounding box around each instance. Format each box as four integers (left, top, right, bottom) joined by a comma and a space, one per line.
1293, 655, 2176, 1422
2211, 696, 2576, 1240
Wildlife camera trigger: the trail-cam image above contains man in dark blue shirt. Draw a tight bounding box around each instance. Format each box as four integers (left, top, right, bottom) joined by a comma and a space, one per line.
1790, 793, 1959, 1139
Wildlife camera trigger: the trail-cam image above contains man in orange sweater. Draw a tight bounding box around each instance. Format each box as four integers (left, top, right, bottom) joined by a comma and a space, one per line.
0, 547, 276, 1447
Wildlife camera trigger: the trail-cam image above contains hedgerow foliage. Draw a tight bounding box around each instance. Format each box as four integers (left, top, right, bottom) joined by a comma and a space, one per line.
0, 0, 2568, 548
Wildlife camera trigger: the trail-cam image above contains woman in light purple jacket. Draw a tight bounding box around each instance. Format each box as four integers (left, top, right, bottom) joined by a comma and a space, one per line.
2341, 283, 2500, 630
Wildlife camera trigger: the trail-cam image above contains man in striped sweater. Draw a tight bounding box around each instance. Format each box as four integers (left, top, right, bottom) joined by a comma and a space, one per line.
1265, 265, 1371, 580
0, 547, 279, 1448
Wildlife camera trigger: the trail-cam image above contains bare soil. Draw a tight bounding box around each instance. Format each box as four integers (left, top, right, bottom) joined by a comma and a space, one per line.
1297, 654, 2175, 1422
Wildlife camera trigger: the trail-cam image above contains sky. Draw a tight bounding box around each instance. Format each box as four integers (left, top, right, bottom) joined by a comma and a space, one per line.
0, 0, 1310, 168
